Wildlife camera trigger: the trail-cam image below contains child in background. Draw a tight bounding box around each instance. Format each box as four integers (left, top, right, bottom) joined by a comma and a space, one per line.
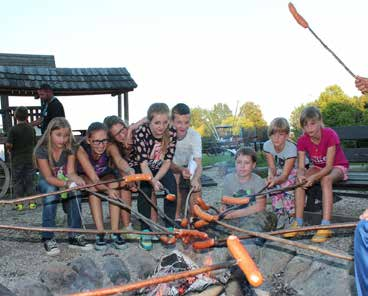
284, 106, 349, 242
222, 147, 266, 219
77, 122, 132, 250
263, 117, 297, 229
6, 106, 37, 210
34, 117, 90, 256
170, 103, 202, 220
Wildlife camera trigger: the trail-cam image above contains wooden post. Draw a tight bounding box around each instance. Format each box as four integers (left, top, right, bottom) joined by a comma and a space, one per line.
117, 94, 122, 118
123, 92, 129, 124
1, 95, 11, 133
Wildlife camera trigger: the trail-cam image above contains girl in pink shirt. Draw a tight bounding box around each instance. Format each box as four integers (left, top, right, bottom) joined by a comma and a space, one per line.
284, 106, 349, 243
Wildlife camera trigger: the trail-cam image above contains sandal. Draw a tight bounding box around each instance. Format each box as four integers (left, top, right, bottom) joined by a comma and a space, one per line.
140, 229, 153, 251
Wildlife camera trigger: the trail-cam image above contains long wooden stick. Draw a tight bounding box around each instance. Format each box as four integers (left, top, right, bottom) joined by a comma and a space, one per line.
86, 189, 171, 234
219, 183, 304, 219
0, 224, 168, 236
68, 260, 236, 296
215, 220, 353, 261
216, 222, 358, 244
0, 177, 124, 205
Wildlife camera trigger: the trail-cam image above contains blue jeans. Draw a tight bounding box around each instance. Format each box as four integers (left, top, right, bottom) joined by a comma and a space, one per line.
39, 177, 82, 240
354, 220, 368, 296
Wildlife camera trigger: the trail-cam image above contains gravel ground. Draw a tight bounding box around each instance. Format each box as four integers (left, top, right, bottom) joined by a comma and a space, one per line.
0, 165, 367, 292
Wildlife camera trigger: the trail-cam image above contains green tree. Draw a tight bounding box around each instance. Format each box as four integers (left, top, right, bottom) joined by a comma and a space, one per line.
238, 102, 267, 128
209, 103, 233, 126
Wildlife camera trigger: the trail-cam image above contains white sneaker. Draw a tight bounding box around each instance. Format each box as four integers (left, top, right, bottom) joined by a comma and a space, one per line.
44, 239, 60, 256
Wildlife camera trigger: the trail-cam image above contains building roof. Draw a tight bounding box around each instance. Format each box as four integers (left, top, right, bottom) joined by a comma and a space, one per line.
0, 66, 138, 96
0, 53, 56, 68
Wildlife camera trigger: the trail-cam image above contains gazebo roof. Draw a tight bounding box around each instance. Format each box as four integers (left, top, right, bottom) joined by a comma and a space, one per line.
0, 66, 138, 96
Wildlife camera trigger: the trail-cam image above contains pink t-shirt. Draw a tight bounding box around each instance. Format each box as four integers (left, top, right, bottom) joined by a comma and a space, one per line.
297, 127, 349, 169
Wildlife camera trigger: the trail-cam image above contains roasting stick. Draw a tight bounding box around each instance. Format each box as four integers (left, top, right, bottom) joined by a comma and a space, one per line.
85, 189, 171, 234
193, 222, 358, 249
0, 224, 168, 236
193, 205, 353, 261
0, 174, 152, 205
136, 187, 181, 228
288, 2, 356, 78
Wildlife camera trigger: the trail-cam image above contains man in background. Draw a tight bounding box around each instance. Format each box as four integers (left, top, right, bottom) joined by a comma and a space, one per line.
32, 84, 65, 134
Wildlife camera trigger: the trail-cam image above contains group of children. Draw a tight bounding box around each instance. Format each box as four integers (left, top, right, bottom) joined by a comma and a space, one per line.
222, 106, 348, 243
6, 101, 349, 255
7, 102, 203, 254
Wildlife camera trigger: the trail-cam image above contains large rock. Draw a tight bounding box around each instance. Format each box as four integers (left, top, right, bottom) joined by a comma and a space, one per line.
125, 251, 157, 280
258, 241, 296, 277
0, 283, 16, 296
13, 279, 52, 296
103, 257, 130, 285
69, 256, 103, 289
39, 262, 86, 294
290, 260, 356, 296
284, 256, 313, 283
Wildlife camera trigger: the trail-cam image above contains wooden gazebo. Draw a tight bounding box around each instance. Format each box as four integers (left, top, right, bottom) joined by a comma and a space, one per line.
0, 53, 138, 134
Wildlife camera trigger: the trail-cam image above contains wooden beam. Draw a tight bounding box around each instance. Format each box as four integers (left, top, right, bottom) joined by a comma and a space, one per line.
117, 94, 122, 118
124, 92, 129, 124
0, 95, 11, 133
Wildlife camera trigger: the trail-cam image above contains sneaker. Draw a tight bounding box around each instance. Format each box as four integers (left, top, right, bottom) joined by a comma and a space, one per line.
15, 204, 24, 211
29, 202, 37, 210
140, 229, 153, 251
69, 235, 93, 251
282, 220, 304, 238
111, 234, 127, 250
311, 229, 333, 243
95, 234, 108, 251
44, 239, 60, 256
122, 224, 140, 240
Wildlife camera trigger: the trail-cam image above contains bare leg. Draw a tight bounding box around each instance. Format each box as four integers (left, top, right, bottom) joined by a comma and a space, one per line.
151, 192, 158, 223
320, 168, 343, 221
120, 189, 132, 227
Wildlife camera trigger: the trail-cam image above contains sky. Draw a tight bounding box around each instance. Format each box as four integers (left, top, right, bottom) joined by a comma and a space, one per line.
2, 0, 368, 130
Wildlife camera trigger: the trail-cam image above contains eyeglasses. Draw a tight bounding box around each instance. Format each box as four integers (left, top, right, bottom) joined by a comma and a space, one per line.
91, 139, 109, 145
113, 126, 127, 137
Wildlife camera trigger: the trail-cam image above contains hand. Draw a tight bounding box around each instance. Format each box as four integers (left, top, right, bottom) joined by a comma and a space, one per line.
107, 188, 119, 199
355, 76, 368, 94
151, 178, 163, 192
68, 182, 78, 189
360, 209, 368, 220
191, 179, 201, 192
182, 168, 191, 179
266, 176, 275, 188
304, 175, 317, 188
73, 177, 86, 186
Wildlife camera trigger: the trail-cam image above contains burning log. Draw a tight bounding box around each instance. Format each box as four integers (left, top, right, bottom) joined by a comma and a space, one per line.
67, 260, 236, 296
0, 174, 152, 205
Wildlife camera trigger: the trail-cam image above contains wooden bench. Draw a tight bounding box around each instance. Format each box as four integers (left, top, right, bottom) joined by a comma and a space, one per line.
305, 125, 368, 222
332, 126, 368, 197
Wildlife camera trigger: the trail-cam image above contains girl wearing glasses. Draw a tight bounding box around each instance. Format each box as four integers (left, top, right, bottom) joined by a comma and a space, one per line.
77, 122, 131, 250
103, 116, 147, 240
